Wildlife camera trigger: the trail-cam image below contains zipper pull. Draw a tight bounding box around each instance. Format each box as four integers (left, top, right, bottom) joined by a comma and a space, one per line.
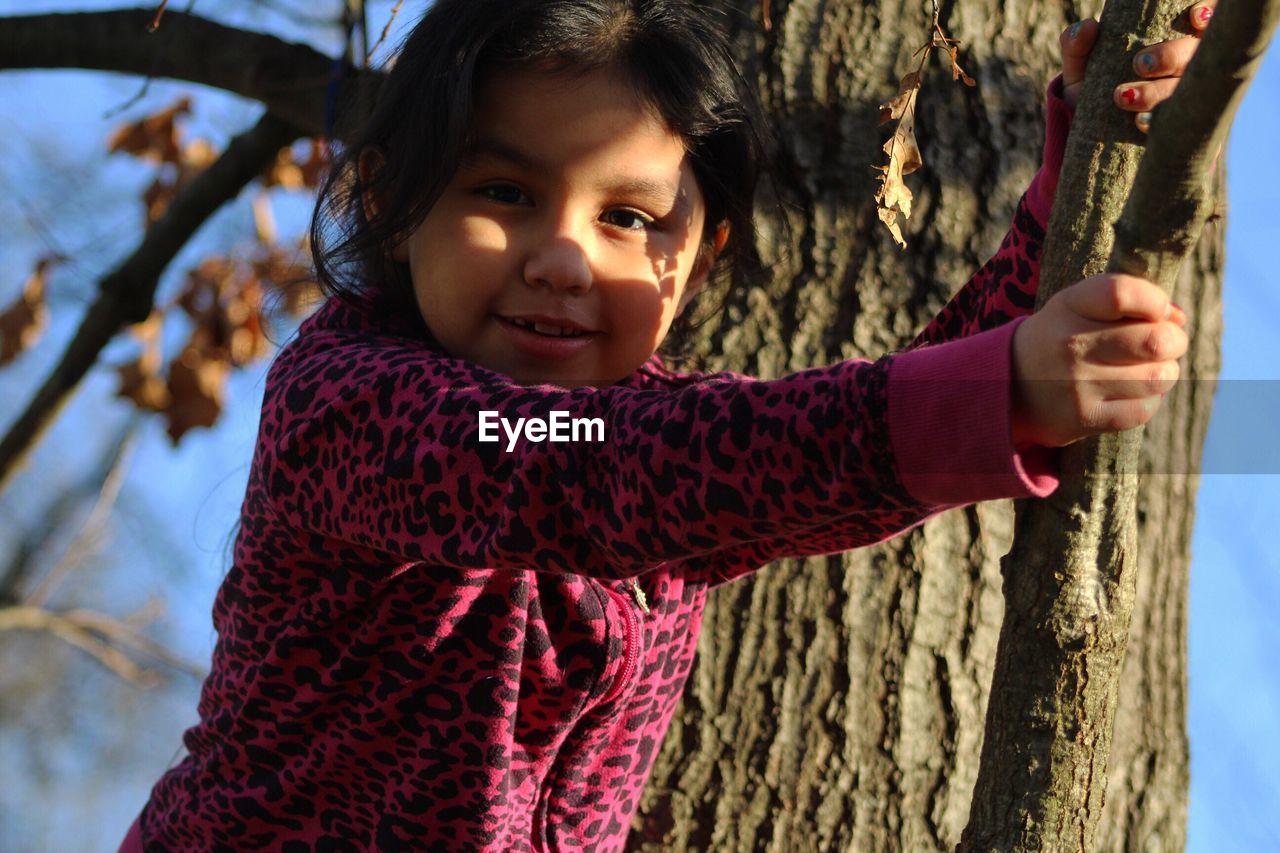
628, 580, 650, 614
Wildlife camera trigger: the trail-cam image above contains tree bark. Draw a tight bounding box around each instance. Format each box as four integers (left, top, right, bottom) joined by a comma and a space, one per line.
632, 1, 1220, 849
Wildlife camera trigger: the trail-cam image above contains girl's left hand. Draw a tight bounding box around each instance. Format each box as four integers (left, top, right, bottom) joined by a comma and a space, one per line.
1059, 1, 1218, 130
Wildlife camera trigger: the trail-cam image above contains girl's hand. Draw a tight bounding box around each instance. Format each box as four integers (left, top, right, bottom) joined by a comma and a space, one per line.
1011, 275, 1190, 448
1060, 1, 1217, 129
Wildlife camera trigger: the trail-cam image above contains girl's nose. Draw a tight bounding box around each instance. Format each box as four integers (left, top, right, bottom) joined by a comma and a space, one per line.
522, 229, 593, 295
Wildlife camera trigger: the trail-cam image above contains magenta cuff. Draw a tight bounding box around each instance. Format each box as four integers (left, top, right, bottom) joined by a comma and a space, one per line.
887, 315, 1058, 504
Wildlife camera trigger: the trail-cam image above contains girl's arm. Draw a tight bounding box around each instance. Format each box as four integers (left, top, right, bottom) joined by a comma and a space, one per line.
259, 311, 1053, 581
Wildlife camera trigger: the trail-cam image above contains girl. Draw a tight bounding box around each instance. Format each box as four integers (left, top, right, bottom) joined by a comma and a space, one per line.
123, 0, 1210, 849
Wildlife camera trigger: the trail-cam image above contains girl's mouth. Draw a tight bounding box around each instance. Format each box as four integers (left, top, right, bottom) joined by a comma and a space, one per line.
496, 315, 600, 361
506, 318, 593, 337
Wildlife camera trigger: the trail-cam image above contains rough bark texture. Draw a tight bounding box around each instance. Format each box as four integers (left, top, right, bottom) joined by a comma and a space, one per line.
631, 1, 1220, 849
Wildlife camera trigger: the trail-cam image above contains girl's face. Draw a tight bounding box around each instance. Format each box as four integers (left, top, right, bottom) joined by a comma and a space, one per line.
393, 66, 716, 387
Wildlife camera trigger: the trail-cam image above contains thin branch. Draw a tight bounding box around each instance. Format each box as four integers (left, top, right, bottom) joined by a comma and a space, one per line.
366, 0, 405, 64
0, 602, 204, 683
0, 9, 377, 139
148, 0, 169, 32
0, 419, 136, 602
0, 112, 303, 492
25, 422, 139, 607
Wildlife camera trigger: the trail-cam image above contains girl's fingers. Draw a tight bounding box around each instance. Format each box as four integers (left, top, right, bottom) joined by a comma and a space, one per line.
1190, 0, 1217, 32
1093, 360, 1181, 401
1114, 76, 1180, 111
1089, 395, 1167, 434
1060, 18, 1100, 90
1059, 274, 1172, 323
1084, 320, 1190, 365
1132, 35, 1200, 78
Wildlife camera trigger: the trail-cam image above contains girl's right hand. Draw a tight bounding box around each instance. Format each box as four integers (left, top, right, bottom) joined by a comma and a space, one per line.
1011, 274, 1189, 448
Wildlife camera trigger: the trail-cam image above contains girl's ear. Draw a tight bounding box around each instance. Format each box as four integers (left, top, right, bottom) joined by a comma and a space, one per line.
678, 221, 731, 314
357, 147, 409, 263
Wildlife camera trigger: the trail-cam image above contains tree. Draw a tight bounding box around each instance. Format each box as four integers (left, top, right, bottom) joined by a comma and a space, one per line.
0, 0, 1268, 848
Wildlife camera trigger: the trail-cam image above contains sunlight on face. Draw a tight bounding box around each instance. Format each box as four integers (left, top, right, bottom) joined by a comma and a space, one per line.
395, 66, 711, 387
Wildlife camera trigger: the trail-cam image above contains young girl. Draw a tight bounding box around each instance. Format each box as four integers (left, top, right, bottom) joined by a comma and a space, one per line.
123, 0, 1209, 849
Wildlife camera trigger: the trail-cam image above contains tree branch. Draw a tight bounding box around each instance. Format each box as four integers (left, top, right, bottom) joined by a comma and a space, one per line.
0, 419, 137, 604
960, 0, 1280, 849
0, 602, 204, 683
0, 112, 303, 492
0, 8, 378, 138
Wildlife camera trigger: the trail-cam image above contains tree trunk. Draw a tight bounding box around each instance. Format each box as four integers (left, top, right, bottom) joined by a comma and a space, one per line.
632, 1, 1220, 849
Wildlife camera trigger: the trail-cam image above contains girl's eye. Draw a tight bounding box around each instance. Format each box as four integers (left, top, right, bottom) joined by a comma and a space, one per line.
603, 209, 654, 232
478, 184, 529, 205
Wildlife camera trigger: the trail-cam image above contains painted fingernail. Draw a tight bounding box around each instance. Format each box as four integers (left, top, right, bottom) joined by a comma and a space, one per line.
1120, 87, 1139, 105
1069, 21, 1084, 39
1136, 111, 1153, 131
1137, 52, 1157, 74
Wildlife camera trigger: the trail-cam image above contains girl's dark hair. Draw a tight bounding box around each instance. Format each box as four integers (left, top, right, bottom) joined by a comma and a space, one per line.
310, 0, 766, 357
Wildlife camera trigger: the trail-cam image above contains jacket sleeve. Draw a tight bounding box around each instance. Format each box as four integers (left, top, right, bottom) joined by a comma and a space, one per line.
259, 317, 1052, 581
905, 75, 1073, 351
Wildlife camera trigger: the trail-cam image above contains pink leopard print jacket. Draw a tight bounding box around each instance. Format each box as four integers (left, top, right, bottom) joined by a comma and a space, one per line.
125, 84, 1071, 853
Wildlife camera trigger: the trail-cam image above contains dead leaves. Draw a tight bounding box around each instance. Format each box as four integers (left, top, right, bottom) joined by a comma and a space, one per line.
107, 97, 191, 164
0, 258, 57, 366
875, 72, 924, 250
95, 100, 325, 444
109, 98, 223, 225
261, 139, 327, 192
113, 244, 319, 444
874, 26, 975, 249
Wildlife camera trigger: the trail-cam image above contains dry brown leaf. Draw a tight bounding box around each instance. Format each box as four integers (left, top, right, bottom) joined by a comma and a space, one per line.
252, 194, 278, 244
116, 360, 171, 412
225, 279, 269, 367
873, 22, 976, 249
945, 43, 977, 87
0, 259, 53, 365
262, 147, 305, 191
143, 177, 178, 225
874, 93, 923, 249
115, 312, 170, 412
879, 72, 921, 125
165, 338, 229, 444
298, 139, 327, 189
176, 258, 232, 319
263, 139, 326, 191
253, 246, 323, 317
181, 138, 218, 172
107, 97, 192, 165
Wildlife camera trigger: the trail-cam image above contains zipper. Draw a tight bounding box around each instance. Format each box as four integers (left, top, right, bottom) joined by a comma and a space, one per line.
627, 579, 650, 614
597, 582, 644, 707
611, 598, 641, 703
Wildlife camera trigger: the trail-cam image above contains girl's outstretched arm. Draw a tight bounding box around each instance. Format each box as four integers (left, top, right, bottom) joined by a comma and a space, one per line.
258, 299, 1054, 581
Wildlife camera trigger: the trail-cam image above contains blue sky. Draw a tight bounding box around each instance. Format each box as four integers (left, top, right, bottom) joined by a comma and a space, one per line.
0, 1, 1276, 848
